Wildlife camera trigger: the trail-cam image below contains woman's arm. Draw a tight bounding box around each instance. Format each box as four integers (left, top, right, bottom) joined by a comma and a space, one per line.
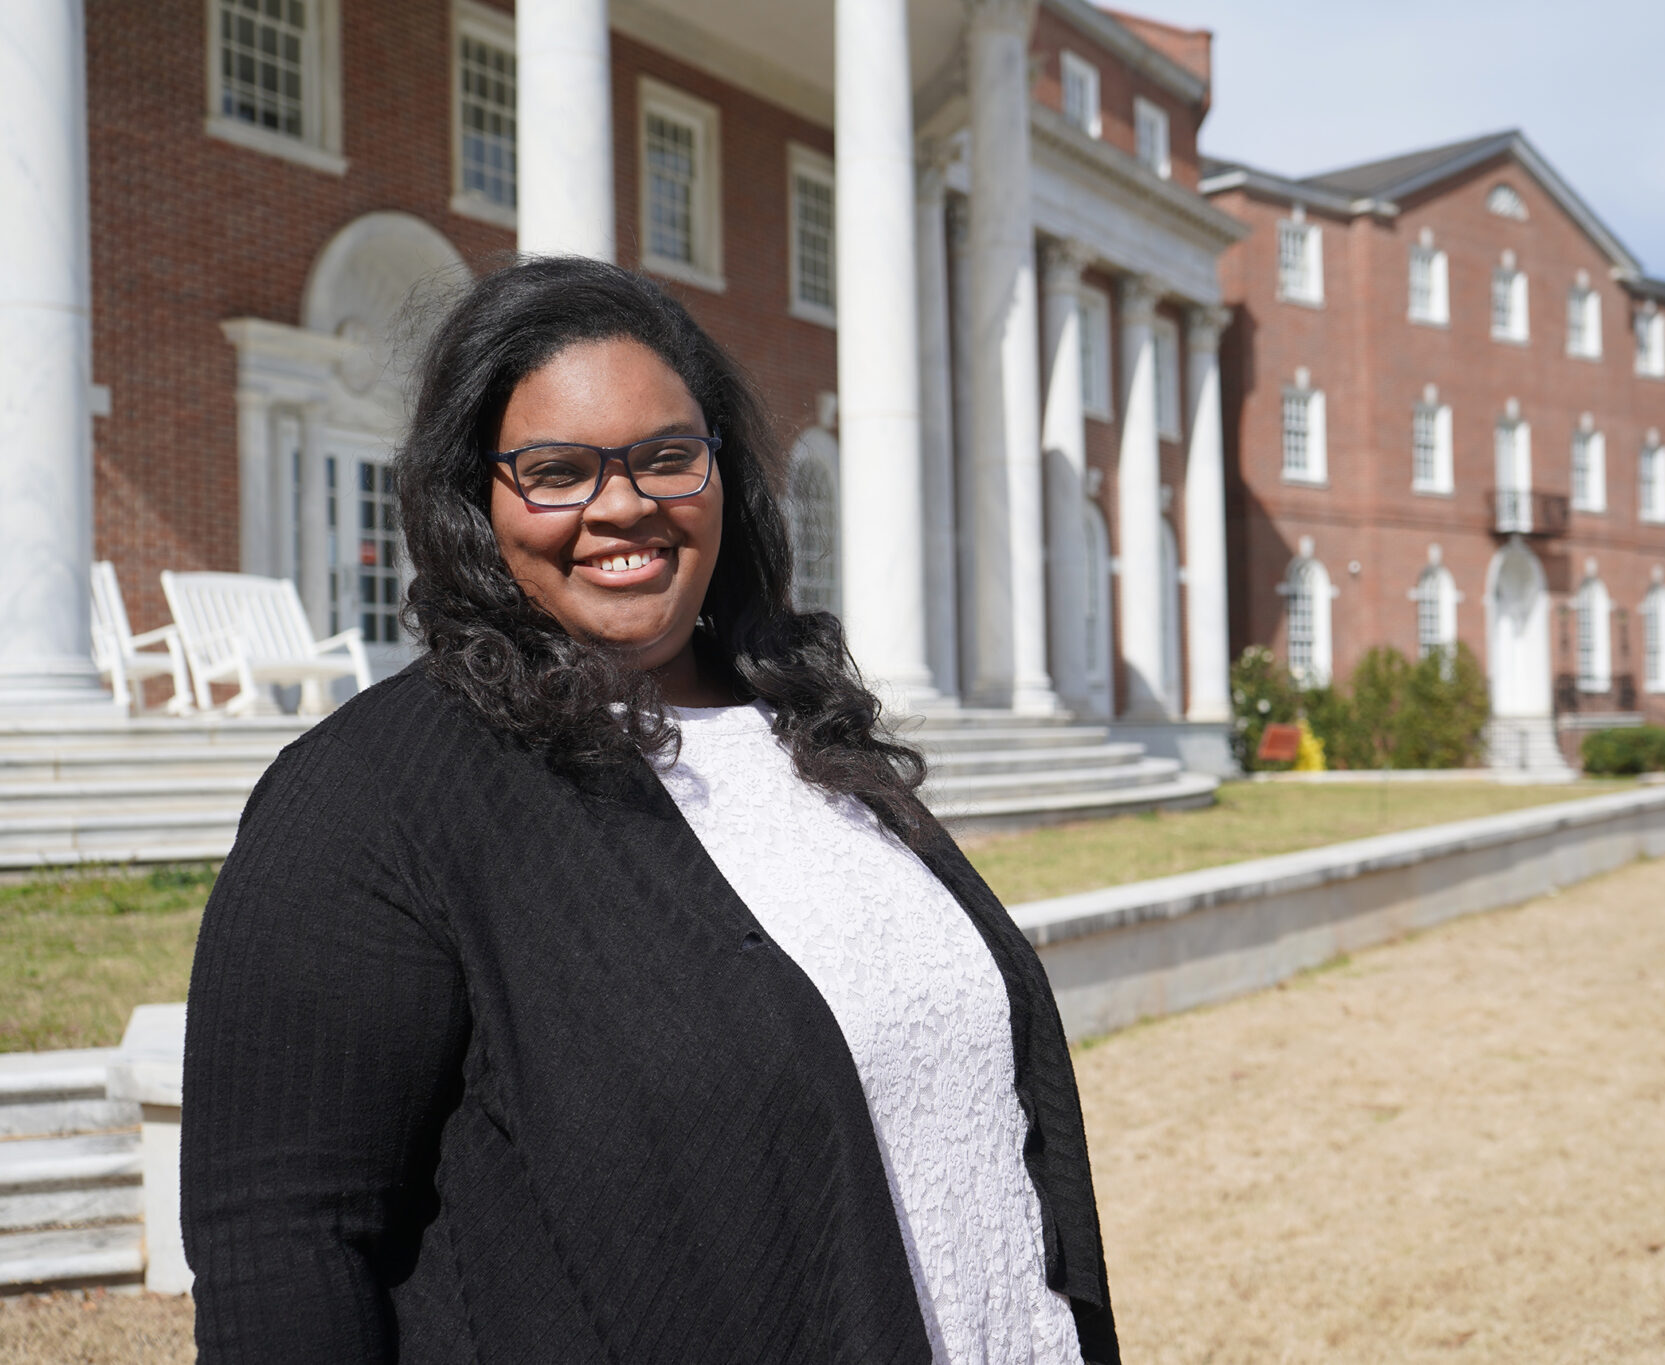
181, 733, 469, 1362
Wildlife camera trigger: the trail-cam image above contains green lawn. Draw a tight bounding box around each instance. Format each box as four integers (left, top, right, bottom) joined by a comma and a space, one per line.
964, 779, 1633, 905
0, 780, 1632, 1053
0, 865, 215, 1053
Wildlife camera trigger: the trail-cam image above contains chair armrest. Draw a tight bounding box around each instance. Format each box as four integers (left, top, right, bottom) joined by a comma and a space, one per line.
128, 624, 180, 650
310, 628, 365, 655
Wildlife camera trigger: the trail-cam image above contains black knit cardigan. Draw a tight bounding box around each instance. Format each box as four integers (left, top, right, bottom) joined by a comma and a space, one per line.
181, 667, 1119, 1363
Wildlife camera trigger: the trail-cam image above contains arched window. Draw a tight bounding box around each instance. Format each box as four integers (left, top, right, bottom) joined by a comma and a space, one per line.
1280, 550, 1333, 686
1575, 574, 1612, 692
1643, 583, 1664, 693
785, 439, 839, 615
1415, 564, 1458, 660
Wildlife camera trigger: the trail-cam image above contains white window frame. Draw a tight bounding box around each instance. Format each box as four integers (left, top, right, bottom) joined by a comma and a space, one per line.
1153, 316, 1181, 440
205, 0, 345, 175
1487, 183, 1528, 220
1412, 564, 1459, 661
450, 0, 517, 229
1281, 372, 1327, 484
1566, 281, 1603, 359
1636, 305, 1665, 377
1060, 51, 1102, 139
1643, 584, 1665, 693
787, 143, 836, 327
785, 437, 840, 616
1134, 97, 1170, 179
1408, 242, 1449, 325
1491, 259, 1529, 343
1078, 284, 1113, 421
1494, 415, 1533, 531
1278, 552, 1334, 686
1575, 575, 1612, 692
1570, 422, 1607, 514
638, 77, 725, 293
1412, 395, 1454, 495
1640, 439, 1665, 523
1277, 213, 1324, 306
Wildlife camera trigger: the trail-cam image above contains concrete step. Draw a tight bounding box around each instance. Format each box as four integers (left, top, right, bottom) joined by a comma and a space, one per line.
910, 724, 1115, 752
923, 743, 1146, 778
924, 756, 1184, 804
0, 745, 282, 783
0, 806, 244, 869
933, 772, 1220, 836
904, 709, 1105, 732
0, 1050, 138, 1141
0, 1133, 143, 1235
0, 1224, 144, 1293
0, 716, 309, 749
0, 776, 258, 810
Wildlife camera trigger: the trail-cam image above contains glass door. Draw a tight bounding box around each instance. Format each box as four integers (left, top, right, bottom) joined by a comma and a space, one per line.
327, 437, 413, 682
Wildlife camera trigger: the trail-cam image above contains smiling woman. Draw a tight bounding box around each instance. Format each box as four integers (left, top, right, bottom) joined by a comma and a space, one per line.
179, 258, 1118, 1365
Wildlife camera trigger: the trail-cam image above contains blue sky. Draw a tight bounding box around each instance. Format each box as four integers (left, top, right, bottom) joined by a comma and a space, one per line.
1146, 0, 1665, 277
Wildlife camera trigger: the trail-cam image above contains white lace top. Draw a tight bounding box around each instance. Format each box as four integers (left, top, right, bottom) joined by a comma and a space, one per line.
660, 703, 1084, 1365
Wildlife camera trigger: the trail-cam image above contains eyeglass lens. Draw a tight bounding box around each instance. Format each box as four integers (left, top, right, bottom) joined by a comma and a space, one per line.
515, 438, 711, 507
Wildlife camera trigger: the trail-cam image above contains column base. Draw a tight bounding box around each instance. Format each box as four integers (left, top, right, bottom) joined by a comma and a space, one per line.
0, 659, 111, 716
1110, 719, 1240, 778
1010, 680, 1064, 717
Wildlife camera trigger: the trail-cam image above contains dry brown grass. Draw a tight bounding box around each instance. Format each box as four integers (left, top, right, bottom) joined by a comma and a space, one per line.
1076, 855, 1665, 1363
4, 859, 1660, 1363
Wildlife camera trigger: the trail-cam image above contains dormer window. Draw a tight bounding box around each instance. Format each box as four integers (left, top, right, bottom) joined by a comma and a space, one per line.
1277, 208, 1323, 306
1060, 51, 1101, 139
1487, 183, 1528, 220
1134, 97, 1170, 179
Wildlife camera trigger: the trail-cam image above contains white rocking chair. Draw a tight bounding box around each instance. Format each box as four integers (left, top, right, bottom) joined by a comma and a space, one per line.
160, 570, 372, 717
90, 560, 193, 715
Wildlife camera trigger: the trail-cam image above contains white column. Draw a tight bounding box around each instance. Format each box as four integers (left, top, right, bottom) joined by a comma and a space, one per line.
1040, 239, 1093, 713
269, 410, 297, 583
1117, 274, 1167, 720
518, 0, 614, 260
834, 0, 935, 701
965, 0, 1058, 714
297, 402, 331, 634
0, 0, 103, 709
1184, 306, 1232, 723
236, 389, 274, 577
947, 194, 979, 695
916, 147, 958, 701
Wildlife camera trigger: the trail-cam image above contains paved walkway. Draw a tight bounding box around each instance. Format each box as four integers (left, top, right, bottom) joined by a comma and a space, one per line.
3, 857, 1662, 1363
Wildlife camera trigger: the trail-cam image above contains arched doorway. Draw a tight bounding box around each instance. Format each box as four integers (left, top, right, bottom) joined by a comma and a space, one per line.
1485, 537, 1550, 716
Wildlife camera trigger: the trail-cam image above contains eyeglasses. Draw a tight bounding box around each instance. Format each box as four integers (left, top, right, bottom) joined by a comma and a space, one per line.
490, 431, 721, 509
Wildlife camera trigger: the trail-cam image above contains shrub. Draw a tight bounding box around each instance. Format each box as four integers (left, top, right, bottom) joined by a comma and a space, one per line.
1581, 726, 1665, 774
1231, 645, 1301, 771
1397, 645, 1490, 769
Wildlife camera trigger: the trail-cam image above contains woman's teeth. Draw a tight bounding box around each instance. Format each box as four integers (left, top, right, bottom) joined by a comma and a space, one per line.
590, 548, 662, 573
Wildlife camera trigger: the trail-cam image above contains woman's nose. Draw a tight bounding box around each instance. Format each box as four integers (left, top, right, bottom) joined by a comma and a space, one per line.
584, 461, 657, 524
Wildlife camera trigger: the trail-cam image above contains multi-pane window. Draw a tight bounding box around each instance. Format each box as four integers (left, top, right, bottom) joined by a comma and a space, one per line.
1078, 285, 1112, 420
1282, 374, 1327, 482
1408, 242, 1449, 324
1644, 585, 1665, 692
1576, 575, 1611, 691
1414, 565, 1457, 661
1412, 397, 1453, 493
1154, 317, 1181, 439
1640, 440, 1665, 522
1566, 281, 1602, 358
357, 461, 401, 646
1061, 52, 1101, 138
1570, 424, 1606, 513
1636, 306, 1665, 377
1287, 564, 1315, 682
786, 455, 839, 615
1277, 217, 1323, 304
1487, 183, 1528, 220
788, 146, 835, 324
1282, 554, 1332, 686
1494, 416, 1532, 531
1492, 259, 1529, 341
217, 0, 307, 138
1134, 98, 1170, 179
457, 29, 516, 210
639, 79, 723, 287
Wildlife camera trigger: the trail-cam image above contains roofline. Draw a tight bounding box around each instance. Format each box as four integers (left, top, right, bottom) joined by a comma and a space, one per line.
1198, 163, 1394, 219
1626, 276, 1665, 303
1042, 0, 1209, 107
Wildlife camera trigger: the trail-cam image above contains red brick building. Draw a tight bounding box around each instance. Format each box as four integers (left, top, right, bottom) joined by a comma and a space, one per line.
1203, 132, 1665, 765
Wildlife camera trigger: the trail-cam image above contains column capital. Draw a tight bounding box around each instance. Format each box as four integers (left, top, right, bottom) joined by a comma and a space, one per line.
1040, 237, 1094, 295
961, 0, 1035, 35
1186, 304, 1233, 353
1117, 273, 1161, 326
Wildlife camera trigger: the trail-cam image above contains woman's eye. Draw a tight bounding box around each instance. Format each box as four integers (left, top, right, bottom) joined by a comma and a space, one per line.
521, 457, 591, 487
638, 442, 700, 471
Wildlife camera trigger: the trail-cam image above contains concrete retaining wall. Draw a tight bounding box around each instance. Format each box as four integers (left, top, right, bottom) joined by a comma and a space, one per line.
1012, 788, 1665, 1042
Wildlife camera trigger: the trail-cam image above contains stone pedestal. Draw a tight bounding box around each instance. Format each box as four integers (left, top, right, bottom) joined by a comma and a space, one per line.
106, 1003, 190, 1296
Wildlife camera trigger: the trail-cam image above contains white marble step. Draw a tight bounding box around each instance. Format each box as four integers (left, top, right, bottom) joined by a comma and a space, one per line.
909, 724, 1115, 752
922, 743, 1146, 778
0, 1050, 138, 1141
0, 1224, 144, 1291
0, 805, 244, 868
0, 716, 308, 748
0, 744, 282, 783
933, 771, 1220, 835
924, 756, 1184, 803
0, 1133, 143, 1235
0, 776, 257, 810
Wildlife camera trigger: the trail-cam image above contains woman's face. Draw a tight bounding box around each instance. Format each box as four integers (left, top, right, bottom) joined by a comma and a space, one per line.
489, 338, 723, 690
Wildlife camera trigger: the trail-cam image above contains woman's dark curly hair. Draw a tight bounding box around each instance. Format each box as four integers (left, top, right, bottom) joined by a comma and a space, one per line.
395, 255, 928, 846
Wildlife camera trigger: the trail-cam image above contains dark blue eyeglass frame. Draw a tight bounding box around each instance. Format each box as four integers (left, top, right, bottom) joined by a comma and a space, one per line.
489, 430, 722, 510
